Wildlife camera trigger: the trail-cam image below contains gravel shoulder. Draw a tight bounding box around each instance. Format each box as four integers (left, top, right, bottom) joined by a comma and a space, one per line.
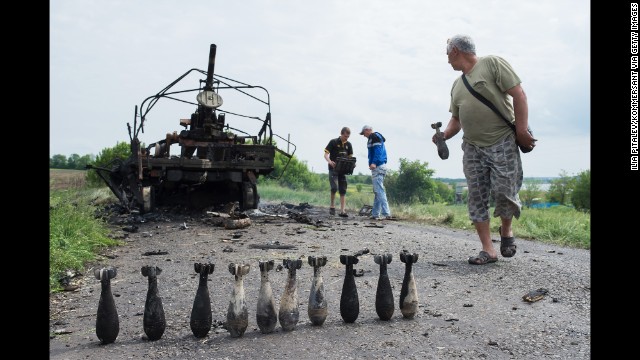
49, 203, 591, 359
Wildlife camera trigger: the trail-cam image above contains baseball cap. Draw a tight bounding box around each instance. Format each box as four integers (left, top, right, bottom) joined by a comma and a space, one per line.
359, 125, 372, 135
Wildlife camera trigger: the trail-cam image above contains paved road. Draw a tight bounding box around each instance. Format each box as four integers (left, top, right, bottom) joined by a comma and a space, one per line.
49, 205, 591, 359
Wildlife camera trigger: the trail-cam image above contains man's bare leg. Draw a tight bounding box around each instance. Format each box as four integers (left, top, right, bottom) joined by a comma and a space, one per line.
500, 217, 513, 237
473, 220, 497, 259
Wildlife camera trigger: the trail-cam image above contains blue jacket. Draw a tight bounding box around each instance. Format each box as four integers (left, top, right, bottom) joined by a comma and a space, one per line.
367, 132, 387, 166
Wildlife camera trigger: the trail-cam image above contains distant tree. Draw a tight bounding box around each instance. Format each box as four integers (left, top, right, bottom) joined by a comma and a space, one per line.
85, 141, 132, 187
350, 173, 371, 185
50, 153, 95, 170
434, 181, 455, 204
365, 175, 372, 185
547, 170, 575, 204
75, 154, 94, 170
67, 154, 80, 170
250, 138, 323, 191
267, 151, 326, 191
50, 154, 67, 169
571, 169, 590, 212
519, 179, 542, 208
385, 158, 438, 204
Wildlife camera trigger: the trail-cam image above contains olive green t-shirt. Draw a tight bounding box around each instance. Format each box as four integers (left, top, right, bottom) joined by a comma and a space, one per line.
449, 55, 521, 147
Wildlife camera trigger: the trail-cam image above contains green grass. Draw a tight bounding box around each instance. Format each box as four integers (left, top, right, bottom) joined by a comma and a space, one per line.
259, 183, 590, 249
515, 206, 590, 248
49, 188, 121, 293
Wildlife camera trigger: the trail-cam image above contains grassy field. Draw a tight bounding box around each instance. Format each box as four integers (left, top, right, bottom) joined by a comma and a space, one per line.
257, 182, 590, 249
49, 169, 87, 190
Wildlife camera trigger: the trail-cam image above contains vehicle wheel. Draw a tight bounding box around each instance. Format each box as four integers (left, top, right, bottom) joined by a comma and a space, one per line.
240, 182, 258, 210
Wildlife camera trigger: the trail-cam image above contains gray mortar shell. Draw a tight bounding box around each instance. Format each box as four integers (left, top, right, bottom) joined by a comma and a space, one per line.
279, 259, 302, 331
227, 263, 250, 337
307, 256, 328, 325
399, 252, 419, 319
256, 260, 278, 334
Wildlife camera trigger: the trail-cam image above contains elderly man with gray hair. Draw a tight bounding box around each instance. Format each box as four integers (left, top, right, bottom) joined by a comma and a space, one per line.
433, 34, 536, 265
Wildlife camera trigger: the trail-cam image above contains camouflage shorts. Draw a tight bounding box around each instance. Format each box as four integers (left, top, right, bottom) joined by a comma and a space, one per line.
462, 134, 523, 223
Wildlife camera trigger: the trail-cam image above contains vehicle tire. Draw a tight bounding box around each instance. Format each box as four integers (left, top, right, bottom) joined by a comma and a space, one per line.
240, 182, 258, 210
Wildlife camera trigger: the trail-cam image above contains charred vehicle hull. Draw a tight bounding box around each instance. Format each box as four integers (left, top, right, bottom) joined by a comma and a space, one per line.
89, 44, 293, 212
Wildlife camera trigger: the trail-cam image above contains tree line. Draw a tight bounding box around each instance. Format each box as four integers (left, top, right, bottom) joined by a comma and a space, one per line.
50, 153, 95, 170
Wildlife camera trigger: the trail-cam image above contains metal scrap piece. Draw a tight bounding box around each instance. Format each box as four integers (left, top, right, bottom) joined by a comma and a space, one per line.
142, 250, 168, 256
522, 288, 549, 303
247, 243, 297, 250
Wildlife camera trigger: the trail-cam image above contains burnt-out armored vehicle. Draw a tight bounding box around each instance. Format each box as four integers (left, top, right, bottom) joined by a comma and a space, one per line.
88, 44, 294, 212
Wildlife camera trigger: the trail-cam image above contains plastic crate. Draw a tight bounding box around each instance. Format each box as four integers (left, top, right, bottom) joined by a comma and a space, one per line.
334, 157, 357, 175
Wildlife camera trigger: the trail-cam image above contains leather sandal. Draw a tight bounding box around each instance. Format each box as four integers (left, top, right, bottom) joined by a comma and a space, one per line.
498, 226, 517, 258
468, 251, 498, 265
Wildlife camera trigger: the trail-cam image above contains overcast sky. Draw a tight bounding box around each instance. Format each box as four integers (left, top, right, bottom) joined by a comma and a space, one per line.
50, 0, 590, 179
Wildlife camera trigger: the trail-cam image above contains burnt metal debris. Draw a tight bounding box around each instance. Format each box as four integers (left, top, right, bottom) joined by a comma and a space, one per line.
522, 288, 549, 303
87, 44, 294, 213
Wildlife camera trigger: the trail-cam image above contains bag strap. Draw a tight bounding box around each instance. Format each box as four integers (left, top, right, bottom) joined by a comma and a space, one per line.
461, 75, 515, 133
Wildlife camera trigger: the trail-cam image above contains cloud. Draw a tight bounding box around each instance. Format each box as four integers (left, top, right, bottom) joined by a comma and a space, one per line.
50, 0, 590, 178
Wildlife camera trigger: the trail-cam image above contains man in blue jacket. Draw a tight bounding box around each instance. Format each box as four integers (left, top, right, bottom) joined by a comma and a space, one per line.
360, 125, 391, 220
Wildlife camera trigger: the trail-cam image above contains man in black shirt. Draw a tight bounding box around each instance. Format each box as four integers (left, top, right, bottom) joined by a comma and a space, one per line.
324, 127, 353, 217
